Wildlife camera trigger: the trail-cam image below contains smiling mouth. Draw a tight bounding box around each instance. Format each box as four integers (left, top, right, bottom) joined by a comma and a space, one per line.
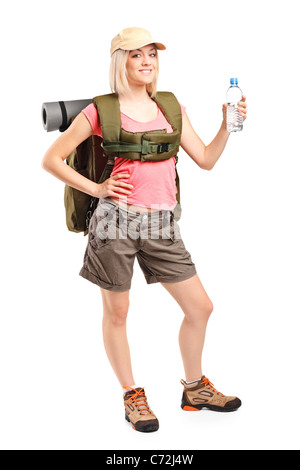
139, 70, 152, 73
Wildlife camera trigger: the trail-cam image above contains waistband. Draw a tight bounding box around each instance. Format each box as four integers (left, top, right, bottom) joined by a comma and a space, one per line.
101, 197, 173, 217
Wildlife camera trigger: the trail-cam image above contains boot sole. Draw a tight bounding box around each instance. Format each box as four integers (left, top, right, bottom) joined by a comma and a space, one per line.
181, 399, 242, 413
125, 413, 159, 432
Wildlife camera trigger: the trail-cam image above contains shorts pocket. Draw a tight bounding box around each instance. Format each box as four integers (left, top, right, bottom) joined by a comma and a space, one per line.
89, 230, 114, 249
161, 215, 182, 242
88, 209, 116, 249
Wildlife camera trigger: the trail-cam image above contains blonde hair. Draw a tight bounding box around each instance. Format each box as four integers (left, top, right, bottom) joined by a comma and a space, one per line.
109, 47, 159, 98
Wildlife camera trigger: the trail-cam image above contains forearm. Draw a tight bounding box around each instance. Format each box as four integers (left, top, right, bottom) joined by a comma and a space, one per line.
41, 155, 98, 197
204, 121, 230, 170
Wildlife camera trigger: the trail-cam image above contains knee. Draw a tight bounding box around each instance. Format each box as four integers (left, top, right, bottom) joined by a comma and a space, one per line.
205, 299, 214, 319
185, 298, 213, 323
103, 302, 130, 326
199, 298, 213, 321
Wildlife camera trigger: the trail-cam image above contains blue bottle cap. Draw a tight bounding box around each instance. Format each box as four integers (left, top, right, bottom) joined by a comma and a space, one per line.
230, 78, 238, 85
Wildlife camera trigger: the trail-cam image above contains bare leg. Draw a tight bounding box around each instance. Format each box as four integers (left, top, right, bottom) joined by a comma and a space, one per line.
161, 274, 213, 382
100, 287, 135, 387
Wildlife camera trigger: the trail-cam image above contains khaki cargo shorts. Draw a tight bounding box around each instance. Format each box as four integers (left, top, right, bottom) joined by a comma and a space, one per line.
79, 197, 197, 292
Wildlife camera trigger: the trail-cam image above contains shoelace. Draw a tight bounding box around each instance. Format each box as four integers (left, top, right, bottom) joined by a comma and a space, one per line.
201, 377, 225, 397
124, 387, 151, 416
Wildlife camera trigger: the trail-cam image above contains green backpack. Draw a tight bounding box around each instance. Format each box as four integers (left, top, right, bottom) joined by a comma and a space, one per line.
64, 91, 182, 236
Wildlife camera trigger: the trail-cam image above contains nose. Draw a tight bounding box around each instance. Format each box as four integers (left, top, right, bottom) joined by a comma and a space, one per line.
141, 55, 151, 66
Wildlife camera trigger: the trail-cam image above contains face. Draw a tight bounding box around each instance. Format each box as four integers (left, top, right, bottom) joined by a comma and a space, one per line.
126, 44, 158, 87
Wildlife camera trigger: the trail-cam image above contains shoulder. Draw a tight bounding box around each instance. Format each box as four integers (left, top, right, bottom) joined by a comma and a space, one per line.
155, 91, 186, 116
180, 103, 186, 117
81, 103, 102, 137
82, 103, 98, 121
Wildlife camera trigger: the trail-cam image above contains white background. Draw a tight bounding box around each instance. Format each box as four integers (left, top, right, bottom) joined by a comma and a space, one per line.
1, 0, 299, 451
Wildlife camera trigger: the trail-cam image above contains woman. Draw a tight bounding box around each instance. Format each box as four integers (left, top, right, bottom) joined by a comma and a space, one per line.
41, 27, 247, 433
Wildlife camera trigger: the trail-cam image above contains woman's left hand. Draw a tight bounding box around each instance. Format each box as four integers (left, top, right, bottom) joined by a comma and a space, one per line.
222, 94, 247, 123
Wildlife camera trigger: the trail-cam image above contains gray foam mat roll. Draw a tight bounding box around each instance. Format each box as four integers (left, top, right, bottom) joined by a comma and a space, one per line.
42, 99, 92, 132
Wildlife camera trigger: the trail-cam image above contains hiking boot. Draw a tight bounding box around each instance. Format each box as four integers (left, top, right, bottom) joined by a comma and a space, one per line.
123, 386, 159, 432
181, 376, 242, 412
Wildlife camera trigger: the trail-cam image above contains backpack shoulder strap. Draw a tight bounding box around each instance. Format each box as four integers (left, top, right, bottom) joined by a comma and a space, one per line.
92, 93, 121, 141
93, 91, 182, 138
153, 91, 182, 134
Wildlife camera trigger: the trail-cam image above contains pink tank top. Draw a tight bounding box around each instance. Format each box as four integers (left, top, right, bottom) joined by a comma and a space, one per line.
81, 100, 186, 211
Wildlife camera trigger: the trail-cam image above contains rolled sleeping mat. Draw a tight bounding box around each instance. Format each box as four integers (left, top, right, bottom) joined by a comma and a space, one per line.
42, 99, 92, 132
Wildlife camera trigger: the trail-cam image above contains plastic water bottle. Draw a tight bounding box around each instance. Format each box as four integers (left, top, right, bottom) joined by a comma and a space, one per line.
226, 78, 243, 132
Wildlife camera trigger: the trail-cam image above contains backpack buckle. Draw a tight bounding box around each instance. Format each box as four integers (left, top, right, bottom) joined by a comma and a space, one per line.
157, 143, 169, 154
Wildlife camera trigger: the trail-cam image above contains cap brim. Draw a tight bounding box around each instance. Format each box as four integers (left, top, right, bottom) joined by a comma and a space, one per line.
139, 41, 166, 50
111, 40, 166, 56
122, 40, 166, 51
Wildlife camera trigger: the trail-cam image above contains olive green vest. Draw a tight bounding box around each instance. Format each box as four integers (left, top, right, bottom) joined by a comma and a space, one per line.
64, 91, 182, 235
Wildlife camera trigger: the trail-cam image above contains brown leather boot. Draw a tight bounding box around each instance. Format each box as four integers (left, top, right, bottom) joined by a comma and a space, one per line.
123, 386, 159, 432
181, 376, 242, 412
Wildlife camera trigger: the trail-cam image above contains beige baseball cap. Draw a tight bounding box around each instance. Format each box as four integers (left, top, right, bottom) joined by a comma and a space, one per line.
110, 27, 166, 56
